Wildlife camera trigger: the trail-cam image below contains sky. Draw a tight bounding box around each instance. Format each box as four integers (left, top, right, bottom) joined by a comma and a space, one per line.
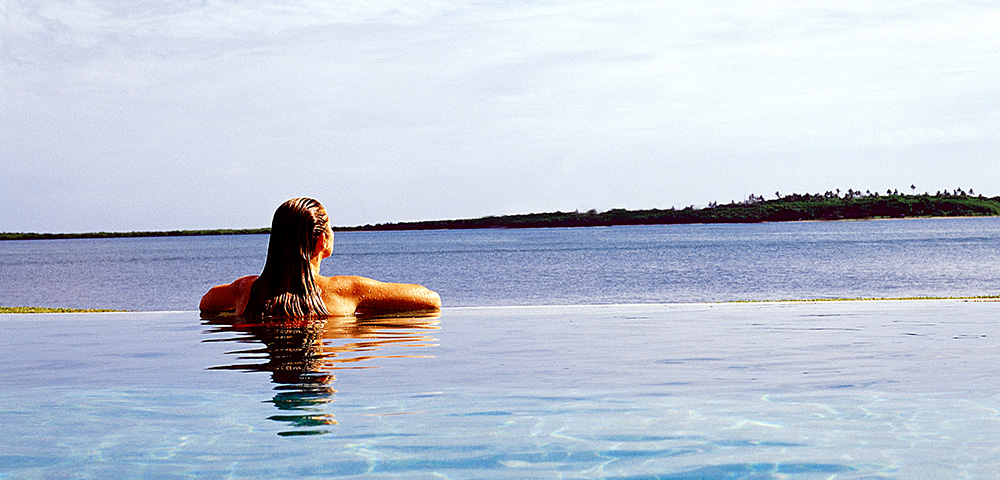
3, 1, 999, 232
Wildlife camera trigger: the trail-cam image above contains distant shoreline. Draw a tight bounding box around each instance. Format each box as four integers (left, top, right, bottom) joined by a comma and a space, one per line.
0, 228, 271, 241
3, 192, 998, 240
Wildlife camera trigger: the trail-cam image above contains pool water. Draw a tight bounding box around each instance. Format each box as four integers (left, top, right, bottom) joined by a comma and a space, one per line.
2, 301, 1000, 478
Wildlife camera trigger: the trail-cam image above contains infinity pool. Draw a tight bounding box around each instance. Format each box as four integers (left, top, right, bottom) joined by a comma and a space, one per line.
2, 301, 999, 478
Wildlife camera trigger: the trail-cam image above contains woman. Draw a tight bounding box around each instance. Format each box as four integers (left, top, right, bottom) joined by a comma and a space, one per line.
200, 198, 440, 317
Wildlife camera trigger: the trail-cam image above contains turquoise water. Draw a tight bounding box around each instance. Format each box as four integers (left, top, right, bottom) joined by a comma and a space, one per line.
3, 301, 1000, 478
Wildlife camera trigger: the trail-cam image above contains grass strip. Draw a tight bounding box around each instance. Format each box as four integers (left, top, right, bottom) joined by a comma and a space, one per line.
0, 306, 127, 314
728, 295, 1000, 303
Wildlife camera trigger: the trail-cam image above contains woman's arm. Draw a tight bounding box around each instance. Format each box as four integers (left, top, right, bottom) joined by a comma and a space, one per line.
325, 276, 441, 315
199, 275, 258, 312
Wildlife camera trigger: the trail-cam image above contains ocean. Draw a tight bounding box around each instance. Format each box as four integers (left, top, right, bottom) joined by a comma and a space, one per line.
2, 217, 999, 310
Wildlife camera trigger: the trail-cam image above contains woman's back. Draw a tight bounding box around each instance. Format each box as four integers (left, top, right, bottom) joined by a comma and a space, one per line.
200, 198, 440, 318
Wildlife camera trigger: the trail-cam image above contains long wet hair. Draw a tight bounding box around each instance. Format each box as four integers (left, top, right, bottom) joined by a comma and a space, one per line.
243, 198, 331, 318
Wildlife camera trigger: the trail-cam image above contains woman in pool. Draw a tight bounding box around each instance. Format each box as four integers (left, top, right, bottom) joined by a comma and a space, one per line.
200, 197, 440, 318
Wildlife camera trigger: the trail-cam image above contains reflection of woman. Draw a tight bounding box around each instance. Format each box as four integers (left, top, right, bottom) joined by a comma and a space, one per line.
203, 314, 440, 434
200, 198, 440, 318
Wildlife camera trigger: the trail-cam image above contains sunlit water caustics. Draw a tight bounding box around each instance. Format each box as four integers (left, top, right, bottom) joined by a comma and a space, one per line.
2, 217, 1000, 310
2, 301, 1000, 478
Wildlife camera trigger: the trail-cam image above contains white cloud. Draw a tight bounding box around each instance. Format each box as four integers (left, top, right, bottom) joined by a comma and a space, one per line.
2, 0, 999, 231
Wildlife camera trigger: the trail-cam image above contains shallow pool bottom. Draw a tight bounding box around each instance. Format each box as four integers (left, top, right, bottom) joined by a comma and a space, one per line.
2, 301, 999, 479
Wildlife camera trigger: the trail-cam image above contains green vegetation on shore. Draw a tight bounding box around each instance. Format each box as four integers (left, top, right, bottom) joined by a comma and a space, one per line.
353, 190, 1000, 231
3, 190, 998, 239
0, 306, 125, 314
0, 228, 270, 241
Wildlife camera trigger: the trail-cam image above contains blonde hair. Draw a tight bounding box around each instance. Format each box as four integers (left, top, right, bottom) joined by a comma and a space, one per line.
244, 198, 331, 318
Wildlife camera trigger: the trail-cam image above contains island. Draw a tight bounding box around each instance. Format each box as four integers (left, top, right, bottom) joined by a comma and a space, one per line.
350, 190, 1000, 231
3, 190, 998, 240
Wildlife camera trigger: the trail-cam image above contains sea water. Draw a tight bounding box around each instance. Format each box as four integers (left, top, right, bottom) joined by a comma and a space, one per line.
3, 218, 1000, 478
2, 217, 1000, 310
2, 301, 1000, 478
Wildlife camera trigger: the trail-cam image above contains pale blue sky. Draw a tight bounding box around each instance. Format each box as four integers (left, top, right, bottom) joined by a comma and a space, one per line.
3, 1, 999, 232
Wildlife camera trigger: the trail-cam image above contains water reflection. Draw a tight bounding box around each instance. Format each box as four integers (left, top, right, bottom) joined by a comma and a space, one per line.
202, 313, 440, 436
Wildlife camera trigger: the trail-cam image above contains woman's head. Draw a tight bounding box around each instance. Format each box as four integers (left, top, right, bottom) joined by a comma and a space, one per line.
244, 198, 332, 318
269, 197, 330, 264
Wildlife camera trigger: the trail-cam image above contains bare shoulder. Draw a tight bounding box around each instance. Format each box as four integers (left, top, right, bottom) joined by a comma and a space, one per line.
315, 275, 388, 300
232, 275, 259, 289
316, 275, 371, 292
316, 275, 441, 314
217, 275, 259, 294
318, 275, 425, 294
200, 275, 259, 312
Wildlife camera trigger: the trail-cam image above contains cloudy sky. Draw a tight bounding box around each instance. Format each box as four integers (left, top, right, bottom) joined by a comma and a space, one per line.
3, 1, 999, 232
